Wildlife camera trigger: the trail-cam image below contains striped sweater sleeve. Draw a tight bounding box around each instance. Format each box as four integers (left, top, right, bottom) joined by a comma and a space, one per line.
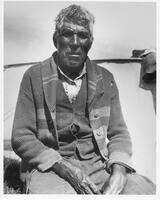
12, 70, 62, 172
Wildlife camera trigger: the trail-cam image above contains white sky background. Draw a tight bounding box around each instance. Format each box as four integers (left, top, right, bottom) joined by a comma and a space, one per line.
4, 1, 156, 183
4, 1, 156, 63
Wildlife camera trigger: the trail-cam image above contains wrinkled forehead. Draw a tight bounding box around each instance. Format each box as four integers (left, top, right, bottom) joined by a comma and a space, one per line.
60, 22, 91, 34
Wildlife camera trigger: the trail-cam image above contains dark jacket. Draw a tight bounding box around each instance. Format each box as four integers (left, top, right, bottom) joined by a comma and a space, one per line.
12, 54, 134, 178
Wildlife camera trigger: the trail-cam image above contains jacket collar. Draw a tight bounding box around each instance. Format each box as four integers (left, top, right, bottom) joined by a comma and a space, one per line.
41, 52, 104, 113
41, 53, 58, 112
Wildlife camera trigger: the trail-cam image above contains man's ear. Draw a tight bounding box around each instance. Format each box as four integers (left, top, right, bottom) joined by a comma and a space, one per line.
53, 31, 58, 48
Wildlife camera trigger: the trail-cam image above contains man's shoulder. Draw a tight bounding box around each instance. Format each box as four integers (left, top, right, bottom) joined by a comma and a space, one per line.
24, 57, 52, 79
90, 60, 113, 79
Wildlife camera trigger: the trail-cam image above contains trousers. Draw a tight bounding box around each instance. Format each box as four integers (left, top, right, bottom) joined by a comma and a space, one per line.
25, 158, 156, 194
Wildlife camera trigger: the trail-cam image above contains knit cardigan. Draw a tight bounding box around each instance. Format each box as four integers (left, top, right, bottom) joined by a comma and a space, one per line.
12, 53, 135, 177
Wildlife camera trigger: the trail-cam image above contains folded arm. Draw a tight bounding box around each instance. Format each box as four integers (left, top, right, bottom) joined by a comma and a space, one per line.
102, 76, 135, 194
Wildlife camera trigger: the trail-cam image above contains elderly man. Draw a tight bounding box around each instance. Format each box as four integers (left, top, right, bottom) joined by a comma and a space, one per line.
12, 4, 155, 194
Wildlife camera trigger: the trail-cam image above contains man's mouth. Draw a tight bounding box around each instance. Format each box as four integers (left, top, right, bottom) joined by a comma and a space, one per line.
65, 53, 82, 64
69, 55, 80, 59
67, 53, 81, 60
68, 52, 81, 56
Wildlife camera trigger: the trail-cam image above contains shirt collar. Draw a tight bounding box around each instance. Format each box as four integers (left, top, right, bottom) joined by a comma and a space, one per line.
57, 63, 86, 83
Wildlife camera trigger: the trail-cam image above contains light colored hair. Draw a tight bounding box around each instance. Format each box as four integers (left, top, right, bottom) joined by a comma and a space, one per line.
55, 4, 95, 37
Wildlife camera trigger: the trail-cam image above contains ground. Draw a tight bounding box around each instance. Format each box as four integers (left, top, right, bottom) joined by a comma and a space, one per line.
4, 139, 23, 194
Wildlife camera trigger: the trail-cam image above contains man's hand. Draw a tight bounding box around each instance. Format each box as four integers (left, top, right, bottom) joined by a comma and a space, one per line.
52, 158, 100, 194
101, 164, 127, 194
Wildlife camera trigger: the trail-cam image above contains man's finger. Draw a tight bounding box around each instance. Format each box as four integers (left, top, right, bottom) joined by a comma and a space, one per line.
80, 178, 94, 194
105, 186, 122, 194
104, 182, 123, 194
103, 185, 114, 194
85, 176, 101, 194
80, 183, 94, 194
104, 177, 125, 194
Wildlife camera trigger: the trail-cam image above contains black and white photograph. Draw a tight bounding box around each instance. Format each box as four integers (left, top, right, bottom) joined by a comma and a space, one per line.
3, 1, 157, 195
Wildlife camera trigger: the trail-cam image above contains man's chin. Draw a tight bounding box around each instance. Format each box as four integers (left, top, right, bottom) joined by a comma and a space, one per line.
67, 60, 83, 68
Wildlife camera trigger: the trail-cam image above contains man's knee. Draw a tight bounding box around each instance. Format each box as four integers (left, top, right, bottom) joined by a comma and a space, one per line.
26, 169, 76, 194
121, 173, 156, 195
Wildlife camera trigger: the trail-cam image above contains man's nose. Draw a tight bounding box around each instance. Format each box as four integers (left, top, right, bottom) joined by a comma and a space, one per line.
71, 34, 80, 46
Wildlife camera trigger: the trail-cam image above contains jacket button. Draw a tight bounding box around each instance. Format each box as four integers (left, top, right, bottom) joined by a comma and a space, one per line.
97, 131, 102, 136
94, 114, 99, 118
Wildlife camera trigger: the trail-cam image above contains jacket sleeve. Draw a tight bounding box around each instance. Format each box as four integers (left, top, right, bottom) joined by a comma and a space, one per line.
106, 75, 135, 173
11, 70, 62, 172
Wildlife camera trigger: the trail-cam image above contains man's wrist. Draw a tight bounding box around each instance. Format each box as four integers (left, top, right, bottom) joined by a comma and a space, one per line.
112, 163, 127, 175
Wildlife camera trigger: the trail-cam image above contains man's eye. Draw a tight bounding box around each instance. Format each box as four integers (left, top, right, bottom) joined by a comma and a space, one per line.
61, 30, 73, 38
77, 32, 89, 39
60, 30, 90, 39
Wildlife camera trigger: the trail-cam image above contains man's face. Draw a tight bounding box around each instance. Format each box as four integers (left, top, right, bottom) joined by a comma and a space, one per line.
55, 22, 92, 72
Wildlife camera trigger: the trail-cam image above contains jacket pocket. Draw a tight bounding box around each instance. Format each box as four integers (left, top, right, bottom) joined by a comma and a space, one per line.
89, 106, 110, 131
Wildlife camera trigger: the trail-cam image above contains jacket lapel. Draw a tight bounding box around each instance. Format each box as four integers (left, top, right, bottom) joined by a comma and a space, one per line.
41, 54, 104, 113
86, 58, 104, 112
41, 55, 58, 112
